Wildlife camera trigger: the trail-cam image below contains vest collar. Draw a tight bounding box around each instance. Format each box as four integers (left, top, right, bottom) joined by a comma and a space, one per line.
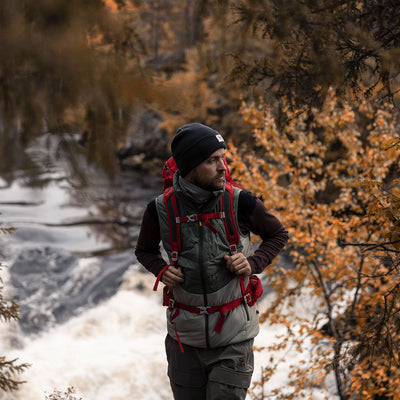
173, 172, 225, 212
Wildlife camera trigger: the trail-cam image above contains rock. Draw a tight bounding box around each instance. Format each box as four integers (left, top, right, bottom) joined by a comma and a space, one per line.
118, 108, 169, 165
9, 246, 133, 334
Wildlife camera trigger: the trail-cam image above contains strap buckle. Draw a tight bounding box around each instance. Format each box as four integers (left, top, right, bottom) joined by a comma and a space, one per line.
176, 214, 199, 223
244, 293, 252, 304
168, 298, 175, 310
171, 251, 178, 261
187, 214, 198, 222
198, 306, 209, 315
230, 244, 237, 254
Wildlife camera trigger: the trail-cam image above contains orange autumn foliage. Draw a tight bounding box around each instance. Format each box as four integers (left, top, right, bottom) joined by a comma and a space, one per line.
228, 89, 400, 399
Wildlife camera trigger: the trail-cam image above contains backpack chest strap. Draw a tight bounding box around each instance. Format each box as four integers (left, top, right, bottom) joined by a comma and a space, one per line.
176, 212, 225, 233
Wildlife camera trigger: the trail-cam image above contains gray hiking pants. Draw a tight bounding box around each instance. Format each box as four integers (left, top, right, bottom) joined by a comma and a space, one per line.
165, 334, 254, 400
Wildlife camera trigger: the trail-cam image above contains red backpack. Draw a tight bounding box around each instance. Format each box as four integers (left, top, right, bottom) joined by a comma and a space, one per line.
154, 156, 262, 352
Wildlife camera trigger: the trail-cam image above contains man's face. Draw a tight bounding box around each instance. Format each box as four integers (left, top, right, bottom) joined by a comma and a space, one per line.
185, 148, 226, 191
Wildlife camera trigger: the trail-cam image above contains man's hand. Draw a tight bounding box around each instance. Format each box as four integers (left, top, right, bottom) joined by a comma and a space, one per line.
224, 253, 251, 276
162, 265, 184, 287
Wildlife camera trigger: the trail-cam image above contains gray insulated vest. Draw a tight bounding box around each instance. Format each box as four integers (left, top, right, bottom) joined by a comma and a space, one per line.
155, 180, 260, 348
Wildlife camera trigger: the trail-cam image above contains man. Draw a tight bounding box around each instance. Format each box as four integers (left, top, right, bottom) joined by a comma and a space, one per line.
135, 123, 288, 400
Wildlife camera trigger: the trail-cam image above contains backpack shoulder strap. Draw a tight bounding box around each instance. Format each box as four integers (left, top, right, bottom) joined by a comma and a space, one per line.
221, 183, 249, 295
163, 186, 181, 261
221, 182, 240, 254
153, 186, 181, 291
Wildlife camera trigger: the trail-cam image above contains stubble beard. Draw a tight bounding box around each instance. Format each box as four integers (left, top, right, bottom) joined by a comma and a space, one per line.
191, 173, 225, 191
203, 175, 225, 191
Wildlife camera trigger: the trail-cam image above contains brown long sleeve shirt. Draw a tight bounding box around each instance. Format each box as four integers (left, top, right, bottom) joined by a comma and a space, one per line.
135, 190, 289, 277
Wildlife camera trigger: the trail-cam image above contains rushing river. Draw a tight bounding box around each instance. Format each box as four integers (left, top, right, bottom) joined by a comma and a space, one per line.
0, 135, 174, 399
0, 135, 335, 400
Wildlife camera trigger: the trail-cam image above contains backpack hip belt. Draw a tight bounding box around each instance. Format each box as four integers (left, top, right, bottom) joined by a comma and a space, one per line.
165, 274, 261, 334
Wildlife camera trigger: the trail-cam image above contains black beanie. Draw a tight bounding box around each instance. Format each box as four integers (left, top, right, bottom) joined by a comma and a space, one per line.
171, 123, 226, 177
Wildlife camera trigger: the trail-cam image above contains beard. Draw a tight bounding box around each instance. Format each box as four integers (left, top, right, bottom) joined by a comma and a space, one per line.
192, 173, 225, 191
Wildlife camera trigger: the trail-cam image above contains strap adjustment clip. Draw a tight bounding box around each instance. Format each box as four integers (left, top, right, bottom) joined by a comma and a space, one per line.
198, 306, 209, 315
244, 293, 252, 304
168, 298, 175, 310
187, 214, 198, 222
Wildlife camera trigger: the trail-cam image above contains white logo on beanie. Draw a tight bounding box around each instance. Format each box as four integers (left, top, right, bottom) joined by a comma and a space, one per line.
215, 134, 224, 143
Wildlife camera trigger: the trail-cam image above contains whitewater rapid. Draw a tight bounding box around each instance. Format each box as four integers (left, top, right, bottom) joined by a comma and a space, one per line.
0, 268, 171, 400
0, 265, 336, 400
0, 266, 271, 400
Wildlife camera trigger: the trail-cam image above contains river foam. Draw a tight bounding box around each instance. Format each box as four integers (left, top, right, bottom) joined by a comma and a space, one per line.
0, 268, 171, 400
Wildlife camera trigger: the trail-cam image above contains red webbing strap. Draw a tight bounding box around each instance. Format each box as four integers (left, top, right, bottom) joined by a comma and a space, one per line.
239, 275, 246, 295
164, 187, 181, 257
173, 295, 248, 334
170, 308, 184, 353
221, 183, 240, 254
210, 297, 245, 333
157, 187, 185, 352
174, 324, 184, 353
221, 185, 248, 301
177, 212, 224, 233
153, 264, 171, 291
153, 187, 181, 292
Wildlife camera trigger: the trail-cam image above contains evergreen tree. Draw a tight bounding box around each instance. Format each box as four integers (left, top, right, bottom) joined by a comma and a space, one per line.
0, 0, 152, 177
225, 0, 400, 109
0, 223, 29, 391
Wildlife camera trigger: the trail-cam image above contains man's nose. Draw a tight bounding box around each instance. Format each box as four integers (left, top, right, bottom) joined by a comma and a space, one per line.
218, 158, 227, 171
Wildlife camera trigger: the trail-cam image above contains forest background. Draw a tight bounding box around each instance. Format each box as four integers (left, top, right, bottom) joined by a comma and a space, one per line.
1, 1, 400, 399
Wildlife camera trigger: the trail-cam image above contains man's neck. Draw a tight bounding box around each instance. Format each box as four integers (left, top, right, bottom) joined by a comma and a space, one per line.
178, 175, 213, 204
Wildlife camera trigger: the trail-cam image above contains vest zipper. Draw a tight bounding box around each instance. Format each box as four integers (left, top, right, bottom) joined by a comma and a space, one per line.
198, 220, 210, 348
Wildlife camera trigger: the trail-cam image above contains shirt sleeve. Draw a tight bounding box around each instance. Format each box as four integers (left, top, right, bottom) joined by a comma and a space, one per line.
238, 191, 289, 274
134, 200, 168, 277
136, 192, 289, 277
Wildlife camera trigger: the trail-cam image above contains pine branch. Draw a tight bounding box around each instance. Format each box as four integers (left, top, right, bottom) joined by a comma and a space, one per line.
337, 238, 400, 253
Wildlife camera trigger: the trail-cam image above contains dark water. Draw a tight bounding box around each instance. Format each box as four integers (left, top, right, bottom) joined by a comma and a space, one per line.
0, 134, 163, 333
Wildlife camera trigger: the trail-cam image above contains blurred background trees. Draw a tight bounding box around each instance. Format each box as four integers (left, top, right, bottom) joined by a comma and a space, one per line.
2, 0, 400, 177
0, 0, 152, 179
1, 0, 400, 398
